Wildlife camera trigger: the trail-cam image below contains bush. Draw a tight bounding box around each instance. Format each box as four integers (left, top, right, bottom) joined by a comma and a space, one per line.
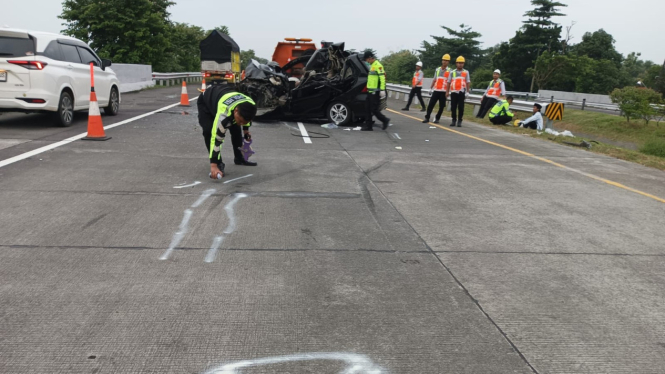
610, 87, 663, 124
640, 139, 665, 158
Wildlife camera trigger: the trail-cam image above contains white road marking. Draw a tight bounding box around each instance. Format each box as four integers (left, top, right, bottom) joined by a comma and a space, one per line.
223, 174, 253, 184
0, 97, 198, 169
201, 352, 386, 374
174, 181, 201, 189
204, 193, 248, 263
297, 122, 312, 144
191, 189, 216, 208
159, 209, 193, 261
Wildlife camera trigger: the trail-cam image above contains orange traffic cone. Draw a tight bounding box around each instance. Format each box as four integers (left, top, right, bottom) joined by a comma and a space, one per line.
83, 63, 111, 141
198, 78, 207, 93
180, 81, 190, 106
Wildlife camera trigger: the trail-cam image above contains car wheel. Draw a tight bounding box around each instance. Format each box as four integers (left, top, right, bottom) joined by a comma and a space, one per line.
54, 91, 74, 127
104, 87, 119, 116
327, 102, 352, 126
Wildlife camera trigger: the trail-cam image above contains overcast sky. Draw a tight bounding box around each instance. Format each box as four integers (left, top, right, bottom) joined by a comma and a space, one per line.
3, 0, 664, 66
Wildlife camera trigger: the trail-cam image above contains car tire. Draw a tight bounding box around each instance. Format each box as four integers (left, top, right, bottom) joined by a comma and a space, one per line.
54, 91, 74, 127
104, 87, 120, 116
327, 101, 352, 126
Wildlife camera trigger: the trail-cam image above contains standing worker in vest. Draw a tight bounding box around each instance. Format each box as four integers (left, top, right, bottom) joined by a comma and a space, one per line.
488, 96, 514, 125
197, 84, 257, 179
423, 54, 452, 123
446, 56, 471, 127
477, 69, 506, 119
402, 61, 426, 111
363, 50, 391, 131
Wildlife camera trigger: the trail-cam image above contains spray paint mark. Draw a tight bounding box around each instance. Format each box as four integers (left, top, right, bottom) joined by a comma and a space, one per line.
201, 352, 386, 374
223, 174, 253, 184
191, 189, 216, 208
204, 193, 248, 263
392, 133, 401, 139
174, 181, 201, 189
159, 209, 193, 260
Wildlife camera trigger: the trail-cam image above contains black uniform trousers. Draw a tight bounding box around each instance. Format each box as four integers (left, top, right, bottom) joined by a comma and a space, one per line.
449, 92, 466, 123
405, 86, 426, 109
197, 96, 244, 165
425, 91, 446, 120
365, 92, 389, 128
490, 115, 513, 125
477, 97, 498, 118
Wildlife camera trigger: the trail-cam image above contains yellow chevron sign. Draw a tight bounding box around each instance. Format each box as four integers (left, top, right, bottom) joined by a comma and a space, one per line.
545, 102, 564, 120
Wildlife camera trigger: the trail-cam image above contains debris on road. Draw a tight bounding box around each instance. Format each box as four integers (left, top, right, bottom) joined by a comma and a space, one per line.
321, 123, 339, 129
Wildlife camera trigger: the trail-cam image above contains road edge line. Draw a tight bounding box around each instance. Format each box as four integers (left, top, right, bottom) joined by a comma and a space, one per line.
387, 108, 665, 204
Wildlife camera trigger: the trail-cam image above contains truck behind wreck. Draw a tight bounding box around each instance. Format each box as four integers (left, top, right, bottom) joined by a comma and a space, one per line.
199, 30, 241, 84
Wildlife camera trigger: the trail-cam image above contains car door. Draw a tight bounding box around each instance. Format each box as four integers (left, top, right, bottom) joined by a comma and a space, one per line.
77, 46, 110, 105
59, 43, 89, 109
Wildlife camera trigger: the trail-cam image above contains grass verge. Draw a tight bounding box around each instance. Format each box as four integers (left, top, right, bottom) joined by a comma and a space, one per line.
461, 104, 665, 171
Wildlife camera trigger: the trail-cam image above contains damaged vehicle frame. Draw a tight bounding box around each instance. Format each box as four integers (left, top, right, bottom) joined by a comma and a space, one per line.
239, 42, 371, 126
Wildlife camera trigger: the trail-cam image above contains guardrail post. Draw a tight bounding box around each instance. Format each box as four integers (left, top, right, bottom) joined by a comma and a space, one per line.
550, 96, 554, 103
582, 98, 586, 111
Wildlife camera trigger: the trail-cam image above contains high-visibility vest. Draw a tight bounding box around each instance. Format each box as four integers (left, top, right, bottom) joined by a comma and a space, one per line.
367, 60, 386, 93
210, 91, 256, 161
412, 71, 423, 87
489, 100, 513, 119
486, 79, 503, 98
433, 67, 451, 91
450, 69, 469, 92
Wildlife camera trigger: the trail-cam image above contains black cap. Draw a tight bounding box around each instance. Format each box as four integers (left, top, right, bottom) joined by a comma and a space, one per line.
507, 95, 514, 100
363, 50, 375, 60
534, 103, 542, 110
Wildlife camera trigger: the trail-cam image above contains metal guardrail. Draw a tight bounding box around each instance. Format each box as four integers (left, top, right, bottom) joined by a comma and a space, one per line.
386, 83, 535, 113
387, 83, 623, 115
152, 72, 203, 86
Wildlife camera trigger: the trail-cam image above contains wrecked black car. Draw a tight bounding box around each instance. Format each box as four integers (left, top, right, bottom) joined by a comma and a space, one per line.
238, 42, 370, 126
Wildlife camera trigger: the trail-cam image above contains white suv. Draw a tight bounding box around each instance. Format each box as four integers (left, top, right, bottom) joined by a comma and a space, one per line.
0, 28, 120, 126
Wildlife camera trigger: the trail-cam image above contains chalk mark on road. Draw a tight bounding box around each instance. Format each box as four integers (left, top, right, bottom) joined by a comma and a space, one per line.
191, 188, 216, 208
223, 174, 253, 184
204, 193, 248, 263
160, 209, 193, 261
174, 181, 202, 189
201, 352, 386, 374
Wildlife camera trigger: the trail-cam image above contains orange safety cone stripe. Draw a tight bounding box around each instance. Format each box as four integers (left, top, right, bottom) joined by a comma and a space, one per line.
180, 81, 190, 106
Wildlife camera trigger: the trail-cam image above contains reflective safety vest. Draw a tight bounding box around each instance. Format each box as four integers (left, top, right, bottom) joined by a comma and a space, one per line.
210, 92, 256, 161
412, 70, 423, 87
449, 69, 469, 93
367, 60, 386, 93
433, 66, 451, 91
489, 100, 514, 119
486, 79, 504, 98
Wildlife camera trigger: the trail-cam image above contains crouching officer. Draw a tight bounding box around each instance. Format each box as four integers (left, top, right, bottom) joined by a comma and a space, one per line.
488, 96, 514, 125
197, 85, 257, 179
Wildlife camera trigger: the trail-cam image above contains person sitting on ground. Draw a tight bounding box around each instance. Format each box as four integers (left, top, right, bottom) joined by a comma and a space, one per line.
519, 103, 543, 130
488, 96, 514, 125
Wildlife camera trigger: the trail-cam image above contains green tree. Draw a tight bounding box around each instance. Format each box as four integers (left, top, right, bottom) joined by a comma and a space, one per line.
526, 51, 574, 91
571, 29, 622, 67
209, 25, 230, 36
610, 86, 663, 124
381, 50, 419, 84
240, 50, 268, 70
163, 23, 206, 72
575, 58, 622, 94
420, 24, 486, 72
60, 0, 174, 72
492, 0, 567, 92
643, 65, 661, 89
655, 60, 665, 94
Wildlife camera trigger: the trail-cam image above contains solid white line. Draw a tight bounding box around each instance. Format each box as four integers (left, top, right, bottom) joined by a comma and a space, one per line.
0, 97, 198, 169
297, 122, 312, 144
174, 181, 201, 189
223, 174, 253, 184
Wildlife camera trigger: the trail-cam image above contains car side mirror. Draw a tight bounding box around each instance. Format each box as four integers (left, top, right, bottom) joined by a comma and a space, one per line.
101, 59, 112, 71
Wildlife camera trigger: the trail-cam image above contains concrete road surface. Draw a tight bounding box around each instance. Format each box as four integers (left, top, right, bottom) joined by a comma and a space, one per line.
1, 86, 665, 374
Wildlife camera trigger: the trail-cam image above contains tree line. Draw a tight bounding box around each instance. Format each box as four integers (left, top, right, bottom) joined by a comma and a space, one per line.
381, 0, 665, 96
59, 0, 267, 73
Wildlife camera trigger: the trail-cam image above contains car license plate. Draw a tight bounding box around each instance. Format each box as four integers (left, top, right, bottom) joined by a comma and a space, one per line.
0, 71, 6, 82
